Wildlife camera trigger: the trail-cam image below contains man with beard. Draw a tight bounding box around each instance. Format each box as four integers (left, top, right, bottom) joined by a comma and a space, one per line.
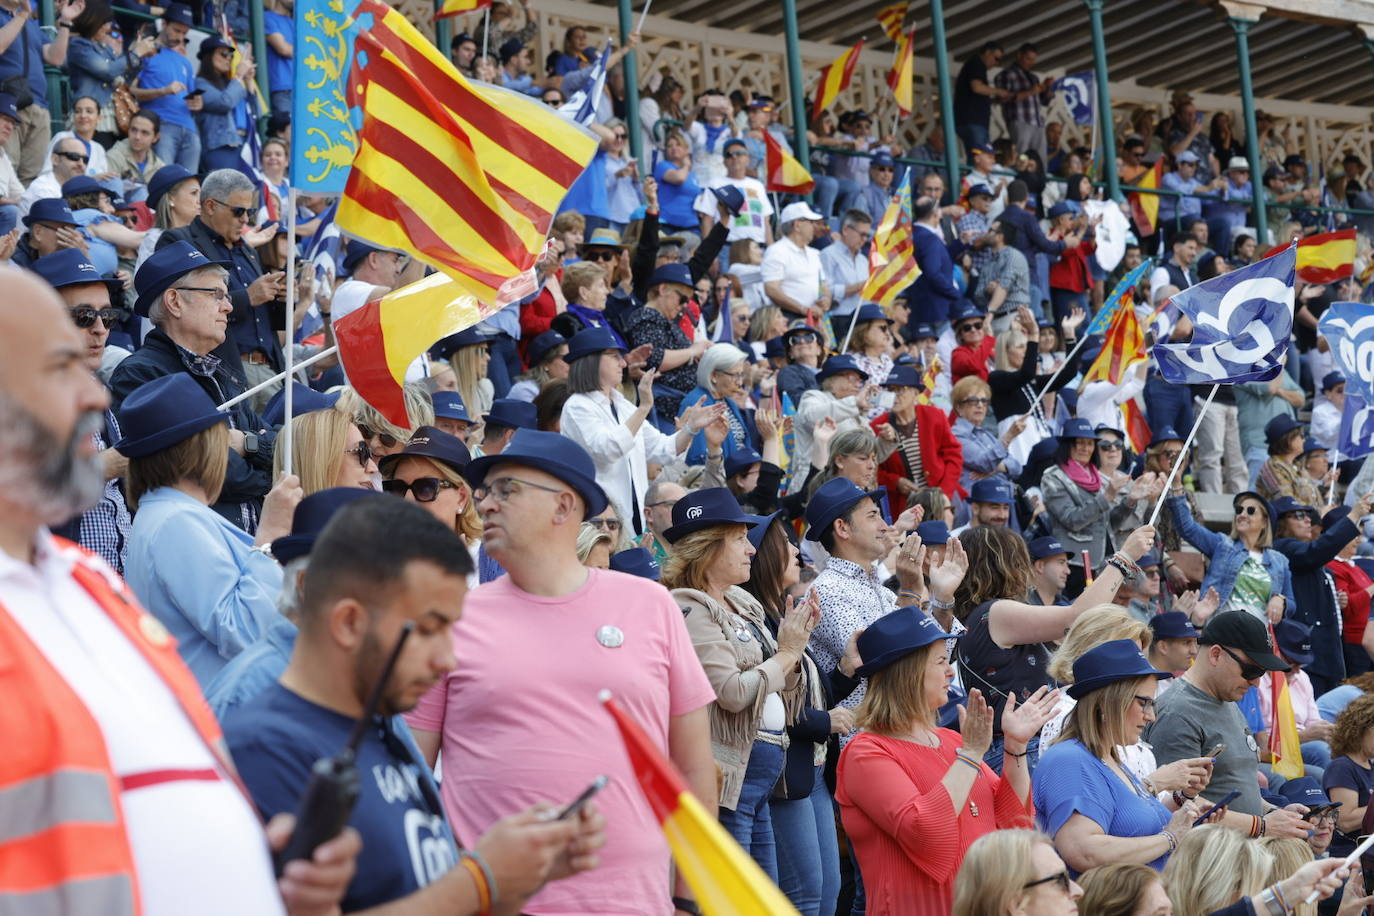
226, 495, 606, 913
0, 267, 360, 913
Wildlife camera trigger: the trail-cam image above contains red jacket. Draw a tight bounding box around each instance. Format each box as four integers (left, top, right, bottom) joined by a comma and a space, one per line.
519, 275, 563, 361
1049, 239, 1096, 293
871, 406, 965, 512
951, 336, 995, 384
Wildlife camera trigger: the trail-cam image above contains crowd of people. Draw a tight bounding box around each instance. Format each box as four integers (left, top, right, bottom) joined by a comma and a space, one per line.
5, 3, 1374, 916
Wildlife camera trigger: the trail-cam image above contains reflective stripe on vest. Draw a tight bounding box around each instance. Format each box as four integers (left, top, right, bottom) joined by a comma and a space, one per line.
0, 768, 116, 845
0, 874, 136, 916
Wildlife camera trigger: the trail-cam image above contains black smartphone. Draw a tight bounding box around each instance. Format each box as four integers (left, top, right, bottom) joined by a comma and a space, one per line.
186, 88, 205, 98
1192, 789, 1242, 826
557, 775, 608, 820
138, 23, 155, 40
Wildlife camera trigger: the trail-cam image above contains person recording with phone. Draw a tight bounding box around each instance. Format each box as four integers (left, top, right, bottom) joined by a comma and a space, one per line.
225, 495, 606, 914
129, 2, 203, 171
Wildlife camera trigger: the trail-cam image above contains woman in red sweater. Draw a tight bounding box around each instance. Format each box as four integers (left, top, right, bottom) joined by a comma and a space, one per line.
1047, 200, 1097, 326
1326, 505, 1374, 676
871, 364, 965, 515
950, 302, 996, 385
837, 574, 1057, 916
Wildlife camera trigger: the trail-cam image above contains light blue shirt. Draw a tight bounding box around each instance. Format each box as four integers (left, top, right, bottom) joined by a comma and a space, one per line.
819, 240, 868, 317
204, 614, 297, 721
125, 487, 284, 687
1160, 171, 1205, 222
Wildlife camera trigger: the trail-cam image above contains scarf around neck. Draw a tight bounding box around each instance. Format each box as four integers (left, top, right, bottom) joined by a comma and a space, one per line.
1061, 458, 1102, 492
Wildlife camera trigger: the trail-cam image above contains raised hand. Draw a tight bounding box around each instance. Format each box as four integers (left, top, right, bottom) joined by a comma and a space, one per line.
1120, 525, 1156, 562
957, 689, 994, 758
928, 534, 969, 600
1001, 685, 1060, 749
636, 367, 657, 410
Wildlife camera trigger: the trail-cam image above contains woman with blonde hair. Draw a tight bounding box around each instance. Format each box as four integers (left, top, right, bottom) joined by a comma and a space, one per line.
953, 829, 1082, 916
661, 487, 812, 878
747, 305, 788, 350
1258, 837, 1317, 916
1163, 825, 1348, 916
575, 522, 614, 569
728, 237, 766, 311
1166, 488, 1294, 622
429, 328, 494, 432
378, 426, 482, 570
135, 165, 200, 269
337, 384, 435, 463
1077, 862, 1172, 915
272, 407, 378, 495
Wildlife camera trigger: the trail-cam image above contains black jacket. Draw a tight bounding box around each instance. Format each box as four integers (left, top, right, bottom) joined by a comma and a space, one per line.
1274, 516, 1359, 685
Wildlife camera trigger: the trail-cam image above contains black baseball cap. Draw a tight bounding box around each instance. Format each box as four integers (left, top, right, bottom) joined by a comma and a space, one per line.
1198, 611, 1287, 672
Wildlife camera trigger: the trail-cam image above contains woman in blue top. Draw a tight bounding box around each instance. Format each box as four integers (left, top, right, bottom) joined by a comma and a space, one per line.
194, 34, 252, 174
67, 2, 157, 143
678, 342, 761, 465
1035, 639, 1207, 876
653, 128, 704, 238
1168, 488, 1294, 624
119, 374, 298, 688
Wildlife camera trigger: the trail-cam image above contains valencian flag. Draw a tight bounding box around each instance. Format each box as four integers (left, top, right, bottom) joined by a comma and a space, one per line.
861, 172, 921, 307
812, 39, 864, 122
886, 28, 915, 117
763, 132, 815, 194
1128, 160, 1163, 237
339, 0, 596, 305
1260, 228, 1356, 284
602, 694, 801, 916
1081, 293, 1151, 452
875, 2, 906, 41
436, 0, 491, 19
1085, 258, 1152, 337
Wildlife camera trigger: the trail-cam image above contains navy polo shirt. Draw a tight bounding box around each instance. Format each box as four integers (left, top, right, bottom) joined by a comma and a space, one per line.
0, 8, 50, 108
138, 46, 196, 129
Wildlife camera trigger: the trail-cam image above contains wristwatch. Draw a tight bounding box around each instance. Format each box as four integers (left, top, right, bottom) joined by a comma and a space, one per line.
243, 431, 259, 456
672, 897, 702, 916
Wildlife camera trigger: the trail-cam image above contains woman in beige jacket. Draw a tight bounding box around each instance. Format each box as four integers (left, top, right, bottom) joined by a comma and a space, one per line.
660, 487, 814, 880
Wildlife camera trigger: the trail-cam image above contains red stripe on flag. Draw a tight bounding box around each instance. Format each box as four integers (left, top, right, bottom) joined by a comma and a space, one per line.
333, 298, 411, 428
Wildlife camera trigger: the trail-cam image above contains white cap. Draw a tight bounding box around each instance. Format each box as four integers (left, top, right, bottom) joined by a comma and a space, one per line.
1227, 156, 1251, 172
780, 201, 824, 223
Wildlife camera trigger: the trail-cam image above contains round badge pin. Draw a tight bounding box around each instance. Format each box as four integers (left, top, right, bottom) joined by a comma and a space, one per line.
596, 625, 625, 648
139, 613, 172, 648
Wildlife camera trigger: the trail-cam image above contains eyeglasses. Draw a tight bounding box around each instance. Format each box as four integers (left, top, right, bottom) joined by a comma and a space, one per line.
1305, 808, 1339, 825
1235, 504, 1262, 517
612, 132, 626, 139
959, 397, 991, 407
588, 516, 622, 532
357, 425, 399, 449
69, 306, 129, 329
584, 249, 617, 262
57, 150, 89, 163
787, 332, 818, 343
725, 150, 749, 158
715, 369, 747, 381
344, 441, 373, 468
173, 286, 230, 301
646, 498, 679, 509
957, 321, 984, 332
1023, 871, 1072, 894
472, 476, 569, 503
1132, 695, 1156, 714
1097, 440, 1123, 452
871, 165, 894, 173
1220, 644, 1266, 681
211, 199, 254, 219
543, 96, 564, 106
381, 477, 457, 502
1160, 449, 1182, 460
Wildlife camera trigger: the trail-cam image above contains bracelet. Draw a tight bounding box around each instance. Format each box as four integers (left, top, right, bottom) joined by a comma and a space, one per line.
1005, 748, 1029, 758
1172, 789, 1196, 808
954, 752, 983, 772
1161, 828, 1178, 854
466, 850, 499, 909
1249, 814, 1262, 838
928, 594, 954, 611
1258, 813, 1267, 837
1271, 882, 1290, 914
897, 590, 921, 601
1258, 885, 1289, 916
458, 855, 491, 914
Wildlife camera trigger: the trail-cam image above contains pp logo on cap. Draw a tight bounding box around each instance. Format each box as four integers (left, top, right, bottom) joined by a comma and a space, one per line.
686, 506, 704, 520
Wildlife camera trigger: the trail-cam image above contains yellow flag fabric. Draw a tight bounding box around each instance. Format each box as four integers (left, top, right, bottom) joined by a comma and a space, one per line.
1270, 672, 1306, 779
886, 28, 915, 116
812, 40, 864, 122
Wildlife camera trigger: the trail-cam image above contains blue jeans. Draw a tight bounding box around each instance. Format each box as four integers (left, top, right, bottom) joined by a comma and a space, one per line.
718, 737, 785, 881
201, 145, 244, 175
1144, 376, 1194, 437
956, 123, 990, 162
485, 334, 521, 399
812, 174, 841, 220
155, 122, 202, 173
770, 766, 840, 916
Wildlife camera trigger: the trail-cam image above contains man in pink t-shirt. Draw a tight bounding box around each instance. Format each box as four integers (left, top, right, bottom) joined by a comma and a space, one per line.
406, 429, 717, 916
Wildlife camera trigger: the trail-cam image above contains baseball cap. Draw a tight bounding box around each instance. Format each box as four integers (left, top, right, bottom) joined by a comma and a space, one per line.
1198, 611, 1287, 673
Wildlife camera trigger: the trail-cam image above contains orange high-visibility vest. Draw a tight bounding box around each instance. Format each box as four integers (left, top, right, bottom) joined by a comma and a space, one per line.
0, 538, 242, 915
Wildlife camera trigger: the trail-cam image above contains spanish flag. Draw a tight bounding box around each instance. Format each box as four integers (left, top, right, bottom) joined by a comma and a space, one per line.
1260, 228, 1356, 285
763, 131, 815, 194
1268, 670, 1305, 779
875, 2, 906, 41
1128, 159, 1163, 237
602, 694, 801, 916
435, 0, 491, 19
916, 356, 941, 406
886, 28, 915, 117
861, 173, 921, 307
811, 39, 864, 122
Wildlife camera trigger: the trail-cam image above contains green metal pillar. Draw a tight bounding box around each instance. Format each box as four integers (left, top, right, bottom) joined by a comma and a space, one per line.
780, 0, 810, 170
617, 0, 644, 168
40, 0, 61, 132
435, 3, 452, 69
250, 0, 270, 111
1084, 0, 1120, 201
927, 0, 961, 203
1228, 15, 1268, 246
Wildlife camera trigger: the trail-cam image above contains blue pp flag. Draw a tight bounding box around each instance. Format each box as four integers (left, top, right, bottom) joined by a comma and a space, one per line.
1152, 244, 1296, 385
1052, 71, 1096, 126
1339, 394, 1374, 460
1317, 302, 1374, 403
559, 40, 612, 127
291, 0, 362, 194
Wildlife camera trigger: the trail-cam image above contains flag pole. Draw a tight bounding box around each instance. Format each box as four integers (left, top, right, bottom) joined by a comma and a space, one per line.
635, 0, 652, 34
282, 187, 298, 475
481, 7, 490, 61
838, 305, 864, 353
218, 346, 338, 411
1329, 446, 1340, 506
1022, 331, 1093, 421
1146, 382, 1218, 527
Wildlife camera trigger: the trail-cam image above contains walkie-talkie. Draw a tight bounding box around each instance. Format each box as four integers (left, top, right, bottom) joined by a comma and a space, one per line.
274, 621, 414, 874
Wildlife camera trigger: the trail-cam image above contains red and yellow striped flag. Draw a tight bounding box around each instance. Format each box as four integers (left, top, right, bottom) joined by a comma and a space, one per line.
1260, 227, 1356, 285
341, 0, 596, 304
916, 356, 940, 405
435, 0, 491, 19
1082, 289, 1150, 451
861, 173, 920, 306
1127, 160, 1163, 237
811, 39, 864, 122
886, 27, 915, 117
602, 695, 801, 916
763, 131, 815, 194
1269, 670, 1305, 779
875, 2, 907, 41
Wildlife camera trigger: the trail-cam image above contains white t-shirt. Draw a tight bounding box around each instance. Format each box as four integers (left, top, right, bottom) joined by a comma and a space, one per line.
694, 175, 772, 244
761, 236, 824, 313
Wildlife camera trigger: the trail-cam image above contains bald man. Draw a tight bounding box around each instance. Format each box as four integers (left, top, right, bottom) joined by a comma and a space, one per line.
0, 269, 358, 914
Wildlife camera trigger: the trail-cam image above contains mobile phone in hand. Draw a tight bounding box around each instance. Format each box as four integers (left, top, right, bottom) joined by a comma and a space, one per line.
558, 775, 608, 820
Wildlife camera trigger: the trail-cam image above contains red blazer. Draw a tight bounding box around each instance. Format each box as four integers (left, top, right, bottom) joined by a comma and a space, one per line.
951, 336, 995, 384
871, 406, 965, 512
518, 276, 562, 361
1049, 239, 1096, 293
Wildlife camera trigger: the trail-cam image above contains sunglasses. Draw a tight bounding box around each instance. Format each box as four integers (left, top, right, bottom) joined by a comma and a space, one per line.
344, 441, 373, 468
1097, 440, 1123, 451
69, 306, 128, 329
725, 150, 749, 158
543, 96, 564, 106
1220, 644, 1266, 681
1160, 449, 1183, 460
588, 516, 622, 532
612, 132, 626, 139
57, 150, 89, 163
211, 199, 254, 219
1023, 872, 1072, 894
1235, 504, 1263, 517
957, 321, 984, 332
959, 396, 991, 407
583, 249, 617, 261
381, 477, 457, 502
357, 424, 399, 449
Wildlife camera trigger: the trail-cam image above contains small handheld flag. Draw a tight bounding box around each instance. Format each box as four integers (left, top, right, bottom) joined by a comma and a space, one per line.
1260, 228, 1357, 285
435, 0, 492, 19
886, 29, 915, 117
1051, 72, 1096, 126
812, 40, 864, 122
1128, 160, 1163, 238
875, 2, 906, 41
1084, 258, 1153, 337
1317, 302, 1374, 403
763, 132, 815, 194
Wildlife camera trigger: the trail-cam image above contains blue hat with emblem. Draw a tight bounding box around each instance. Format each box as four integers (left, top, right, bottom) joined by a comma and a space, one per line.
884, 364, 922, 388
60, 175, 106, 200
1277, 776, 1338, 811
912, 322, 938, 339
1271, 495, 1316, 522
950, 300, 984, 325
1273, 618, 1314, 667
870, 151, 895, 169
1149, 611, 1198, 641
1058, 417, 1099, 441
1028, 536, 1068, 560
724, 446, 763, 479
378, 424, 471, 476
1048, 201, 1076, 219
23, 198, 80, 229
146, 164, 197, 211
967, 182, 995, 199
29, 248, 123, 298
260, 382, 341, 427
1149, 425, 1184, 447
464, 429, 608, 518
856, 606, 960, 679
271, 488, 384, 565
132, 240, 230, 317
1322, 371, 1346, 393
805, 477, 886, 541
0, 92, 18, 123
431, 391, 471, 423
969, 476, 1014, 505
816, 353, 870, 384
562, 326, 628, 363
114, 374, 229, 458
429, 325, 499, 360
710, 184, 746, 216
163, 2, 195, 25
662, 487, 758, 543
1067, 639, 1170, 700
485, 398, 538, 431
526, 329, 567, 367
1300, 437, 1326, 458
649, 262, 693, 290
917, 520, 950, 545
609, 547, 662, 581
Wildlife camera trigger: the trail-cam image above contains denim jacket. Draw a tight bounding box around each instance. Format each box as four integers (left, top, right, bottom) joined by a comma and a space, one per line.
1168, 495, 1295, 614
194, 76, 248, 150
67, 37, 135, 108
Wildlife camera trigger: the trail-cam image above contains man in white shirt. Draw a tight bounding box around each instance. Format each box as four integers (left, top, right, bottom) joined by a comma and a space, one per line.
1311, 371, 1344, 450
18, 134, 88, 218
330, 239, 410, 322
694, 137, 772, 246
0, 267, 358, 914
761, 201, 831, 320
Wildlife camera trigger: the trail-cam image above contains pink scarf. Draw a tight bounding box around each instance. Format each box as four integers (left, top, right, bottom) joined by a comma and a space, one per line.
1061, 459, 1102, 493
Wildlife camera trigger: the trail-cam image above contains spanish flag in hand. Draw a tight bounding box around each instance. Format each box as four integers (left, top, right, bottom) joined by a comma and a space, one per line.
763, 132, 815, 195
812, 40, 864, 122
435, 0, 491, 19
1261, 228, 1356, 285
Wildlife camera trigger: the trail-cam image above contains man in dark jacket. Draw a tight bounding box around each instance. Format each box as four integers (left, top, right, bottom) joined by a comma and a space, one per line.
108, 241, 276, 532
906, 195, 962, 327
1273, 496, 1364, 696
998, 179, 1078, 315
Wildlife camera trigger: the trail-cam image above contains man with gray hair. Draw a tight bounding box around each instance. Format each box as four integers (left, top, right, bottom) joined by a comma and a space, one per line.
17, 135, 88, 217
158, 168, 288, 401
109, 240, 277, 531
